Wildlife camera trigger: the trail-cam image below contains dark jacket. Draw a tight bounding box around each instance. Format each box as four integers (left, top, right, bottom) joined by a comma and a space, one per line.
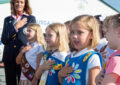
1, 15, 36, 63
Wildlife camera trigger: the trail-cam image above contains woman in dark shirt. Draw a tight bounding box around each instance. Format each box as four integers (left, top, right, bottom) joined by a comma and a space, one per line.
1, 0, 36, 85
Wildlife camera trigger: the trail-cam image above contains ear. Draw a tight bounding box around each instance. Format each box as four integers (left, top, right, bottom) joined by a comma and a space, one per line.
89, 32, 93, 40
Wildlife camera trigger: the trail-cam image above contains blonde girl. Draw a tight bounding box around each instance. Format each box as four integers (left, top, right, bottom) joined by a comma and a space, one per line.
58, 15, 103, 85
35, 23, 69, 85
16, 23, 46, 85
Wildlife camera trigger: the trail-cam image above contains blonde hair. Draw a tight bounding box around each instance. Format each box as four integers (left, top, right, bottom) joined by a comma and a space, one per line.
103, 14, 120, 30
27, 23, 46, 50
10, 0, 32, 15
70, 15, 100, 49
46, 23, 69, 52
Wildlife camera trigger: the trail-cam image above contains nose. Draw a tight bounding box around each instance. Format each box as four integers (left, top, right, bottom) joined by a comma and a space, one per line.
72, 34, 78, 39
17, 2, 22, 6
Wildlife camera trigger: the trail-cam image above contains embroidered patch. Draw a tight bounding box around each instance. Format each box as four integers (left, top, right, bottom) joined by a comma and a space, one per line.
28, 72, 34, 79
25, 63, 30, 68
49, 69, 55, 76
65, 63, 82, 84
43, 54, 47, 61
53, 64, 62, 70
21, 57, 25, 63
22, 67, 28, 72
65, 55, 70, 65
83, 53, 92, 62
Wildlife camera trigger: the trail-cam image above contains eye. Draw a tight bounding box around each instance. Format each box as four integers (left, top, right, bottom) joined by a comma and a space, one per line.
78, 31, 83, 34
71, 31, 74, 34
20, 1, 24, 4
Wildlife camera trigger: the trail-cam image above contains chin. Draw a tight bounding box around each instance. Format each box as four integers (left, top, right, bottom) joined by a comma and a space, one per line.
109, 45, 116, 50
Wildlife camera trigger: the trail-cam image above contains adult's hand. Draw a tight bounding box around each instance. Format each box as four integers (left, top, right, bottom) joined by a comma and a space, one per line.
15, 18, 27, 29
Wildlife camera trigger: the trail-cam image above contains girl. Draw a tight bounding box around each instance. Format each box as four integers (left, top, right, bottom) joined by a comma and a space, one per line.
35, 23, 69, 85
16, 23, 46, 85
58, 15, 103, 85
101, 14, 120, 85
94, 15, 116, 85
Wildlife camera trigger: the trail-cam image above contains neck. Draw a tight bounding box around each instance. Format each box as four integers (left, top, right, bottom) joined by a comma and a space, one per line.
50, 46, 58, 52
29, 40, 36, 45
15, 11, 23, 17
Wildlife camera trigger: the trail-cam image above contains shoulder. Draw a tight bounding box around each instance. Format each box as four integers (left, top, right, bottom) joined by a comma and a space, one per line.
34, 43, 44, 52
38, 44, 44, 51
87, 52, 102, 69
106, 56, 120, 75
56, 52, 68, 57
4, 16, 13, 21
109, 56, 120, 64
28, 15, 35, 18
52, 51, 68, 61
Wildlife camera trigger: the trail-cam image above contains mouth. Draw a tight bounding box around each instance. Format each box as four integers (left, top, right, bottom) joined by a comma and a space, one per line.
73, 40, 79, 46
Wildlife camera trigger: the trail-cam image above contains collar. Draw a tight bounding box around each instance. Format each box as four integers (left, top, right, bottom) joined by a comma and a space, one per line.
71, 48, 93, 58
12, 12, 29, 19
27, 41, 38, 47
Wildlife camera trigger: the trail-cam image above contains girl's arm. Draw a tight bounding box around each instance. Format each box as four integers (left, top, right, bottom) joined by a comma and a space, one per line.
31, 65, 45, 85
35, 64, 45, 80
88, 66, 100, 85
36, 52, 43, 70
16, 45, 32, 64
16, 51, 24, 64
101, 73, 119, 85
31, 52, 44, 85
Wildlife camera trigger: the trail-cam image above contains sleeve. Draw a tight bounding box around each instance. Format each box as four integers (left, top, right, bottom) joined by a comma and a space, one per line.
106, 56, 120, 76
88, 54, 101, 70
1, 17, 17, 45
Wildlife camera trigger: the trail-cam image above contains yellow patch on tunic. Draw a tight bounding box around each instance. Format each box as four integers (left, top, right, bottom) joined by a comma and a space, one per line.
83, 53, 92, 62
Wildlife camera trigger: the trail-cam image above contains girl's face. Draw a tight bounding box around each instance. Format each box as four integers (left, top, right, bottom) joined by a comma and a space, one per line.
14, 0, 25, 13
26, 28, 36, 43
71, 22, 92, 51
103, 25, 119, 50
45, 28, 58, 48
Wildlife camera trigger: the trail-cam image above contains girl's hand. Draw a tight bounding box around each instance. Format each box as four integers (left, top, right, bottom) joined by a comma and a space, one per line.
96, 70, 104, 85
58, 64, 73, 78
31, 77, 38, 85
58, 64, 73, 85
41, 58, 56, 71
100, 51, 107, 63
15, 18, 27, 29
21, 45, 32, 54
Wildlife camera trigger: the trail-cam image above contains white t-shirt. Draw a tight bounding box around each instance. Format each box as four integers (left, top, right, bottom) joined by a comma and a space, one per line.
71, 48, 101, 85
20, 41, 44, 80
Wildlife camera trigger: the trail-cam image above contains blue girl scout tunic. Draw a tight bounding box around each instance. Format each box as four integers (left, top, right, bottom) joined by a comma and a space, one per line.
63, 51, 103, 85
42, 51, 67, 85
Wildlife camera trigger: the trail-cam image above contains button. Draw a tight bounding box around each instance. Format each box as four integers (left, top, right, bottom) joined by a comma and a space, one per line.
14, 45, 16, 48
12, 34, 16, 38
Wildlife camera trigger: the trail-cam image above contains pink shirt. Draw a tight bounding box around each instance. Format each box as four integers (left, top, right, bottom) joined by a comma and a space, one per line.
105, 50, 120, 84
